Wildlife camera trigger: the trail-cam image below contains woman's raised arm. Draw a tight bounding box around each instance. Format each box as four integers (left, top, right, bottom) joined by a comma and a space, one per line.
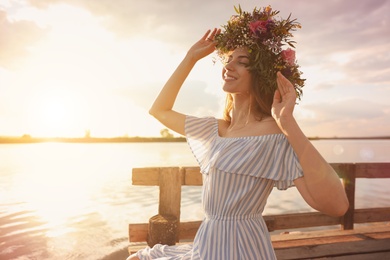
149, 29, 219, 136
272, 72, 349, 217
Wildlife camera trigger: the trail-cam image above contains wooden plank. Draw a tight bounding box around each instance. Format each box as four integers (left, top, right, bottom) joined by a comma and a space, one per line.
183, 167, 203, 186
129, 243, 390, 259
129, 223, 148, 242
264, 212, 341, 231
342, 164, 356, 230
158, 167, 181, 218
129, 210, 390, 242
129, 223, 390, 243
330, 163, 350, 179
178, 220, 202, 240
355, 163, 390, 178
366, 232, 390, 240
273, 233, 364, 249
129, 224, 390, 257
128, 213, 339, 242
272, 223, 390, 242
129, 163, 390, 255
275, 238, 390, 259
132, 167, 160, 185
354, 207, 390, 224
327, 252, 390, 260
134, 164, 350, 186
131, 163, 390, 186
326, 162, 390, 179
129, 233, 390, 258
129, 221, 202, 242
132, 167, 203, 186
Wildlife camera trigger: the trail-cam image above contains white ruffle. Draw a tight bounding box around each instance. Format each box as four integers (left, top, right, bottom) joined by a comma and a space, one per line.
185, 116, 303, 190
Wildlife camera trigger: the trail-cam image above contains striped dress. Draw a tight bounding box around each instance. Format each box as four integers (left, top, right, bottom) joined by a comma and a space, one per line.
135, 116, 303, 260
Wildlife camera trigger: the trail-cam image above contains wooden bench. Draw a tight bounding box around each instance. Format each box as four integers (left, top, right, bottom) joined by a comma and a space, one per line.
128, 163, 390, 258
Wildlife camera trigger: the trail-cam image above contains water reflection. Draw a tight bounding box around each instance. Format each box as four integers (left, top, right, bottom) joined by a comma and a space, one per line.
332, 144, 344, 156
11, 143, 100, 238
0, 141, 389, 259
0, 143, 143, 259
312, 139, 389, 163
359, 147, 375, 161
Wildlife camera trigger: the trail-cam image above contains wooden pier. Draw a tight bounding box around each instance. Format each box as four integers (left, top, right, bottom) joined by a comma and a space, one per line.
128, 163, 390, 259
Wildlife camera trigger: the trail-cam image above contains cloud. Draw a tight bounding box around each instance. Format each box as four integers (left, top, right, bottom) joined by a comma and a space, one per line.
343, 45, 390, 85
14, 0, 390, 49
308, 98, 386, 120
0, 9, 47, 68
16, 0, 390, 76
289, 0, 389, 51
301, 98, 390, 137
278, 0, 390, 88
26, 0, 232, 47
1, 0, 389, 137
117, 79, 221, 117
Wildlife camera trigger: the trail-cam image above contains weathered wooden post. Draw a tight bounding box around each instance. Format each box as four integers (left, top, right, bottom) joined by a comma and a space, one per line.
147, 167, 181, 247
341, 164, 356, 230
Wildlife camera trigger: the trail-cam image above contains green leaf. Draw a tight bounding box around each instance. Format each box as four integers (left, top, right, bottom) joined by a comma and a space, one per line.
234, 5, 242, 15
287, 42, 295, 48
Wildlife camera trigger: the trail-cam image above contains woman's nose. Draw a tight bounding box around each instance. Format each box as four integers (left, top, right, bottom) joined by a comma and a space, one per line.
224, 60, 234, 71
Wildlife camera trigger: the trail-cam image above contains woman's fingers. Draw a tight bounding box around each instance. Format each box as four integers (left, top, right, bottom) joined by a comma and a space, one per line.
277, 72, 296, 96
205, 28, 220, 43
273, 89, 281, 103
201, 29, 212, 41
276, 72, 289, 95
275, 71, 298, 110
188, 29, 220, 60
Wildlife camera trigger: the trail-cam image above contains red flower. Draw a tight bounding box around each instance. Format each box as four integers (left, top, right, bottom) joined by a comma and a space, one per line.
281, 48, 296, 66
249, 20, 268, 35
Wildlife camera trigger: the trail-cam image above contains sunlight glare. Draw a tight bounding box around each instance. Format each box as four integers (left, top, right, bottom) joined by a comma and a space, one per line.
27, 84, 86, 137
12, 143, 101, 237
2, 2, 193, 138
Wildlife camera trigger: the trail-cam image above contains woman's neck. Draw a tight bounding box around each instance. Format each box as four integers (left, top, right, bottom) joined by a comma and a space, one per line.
229, 97, 272, 129
229, 99, 257, 130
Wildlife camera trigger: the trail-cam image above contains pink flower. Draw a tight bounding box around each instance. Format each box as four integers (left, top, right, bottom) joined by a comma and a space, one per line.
249, 20, 268, 35
281, 48, 296, 65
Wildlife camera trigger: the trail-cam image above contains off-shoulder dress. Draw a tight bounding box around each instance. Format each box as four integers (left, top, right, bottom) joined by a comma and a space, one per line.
134, 116, 303, 260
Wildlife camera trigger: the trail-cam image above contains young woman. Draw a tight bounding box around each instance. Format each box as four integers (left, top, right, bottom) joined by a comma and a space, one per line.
128, 6, 348, 260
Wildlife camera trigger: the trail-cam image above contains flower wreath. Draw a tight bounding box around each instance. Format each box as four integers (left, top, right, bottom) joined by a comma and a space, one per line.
215, 5, 305, 99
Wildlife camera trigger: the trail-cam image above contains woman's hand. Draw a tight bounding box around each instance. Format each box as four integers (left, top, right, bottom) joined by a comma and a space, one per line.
271, 71, 297, 132
272, 73, 349, 217
149, 29, 220, 136
187, 28, 220, 62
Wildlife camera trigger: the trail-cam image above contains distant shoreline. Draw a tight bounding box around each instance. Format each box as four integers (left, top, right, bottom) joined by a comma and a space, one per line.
0, 136, 389, 144
308, 136, 390, 140
0, 136, 187, 144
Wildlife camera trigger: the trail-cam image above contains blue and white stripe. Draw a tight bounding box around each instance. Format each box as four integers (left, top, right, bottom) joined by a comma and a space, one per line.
136, 116, 303, 259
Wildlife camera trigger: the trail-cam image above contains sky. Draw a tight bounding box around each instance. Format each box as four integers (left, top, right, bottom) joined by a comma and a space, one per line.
1, 0, 389, 138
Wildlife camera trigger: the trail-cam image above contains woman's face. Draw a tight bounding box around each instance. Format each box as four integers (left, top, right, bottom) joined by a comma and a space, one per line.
222, 48, 252, 95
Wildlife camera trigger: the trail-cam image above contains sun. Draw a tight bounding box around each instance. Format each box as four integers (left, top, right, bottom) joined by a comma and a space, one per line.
27, 84, 86, 137
4, 3, 184, 138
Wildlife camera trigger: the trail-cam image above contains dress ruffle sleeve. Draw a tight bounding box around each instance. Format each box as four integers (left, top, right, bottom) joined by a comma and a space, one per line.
185, 116, 303, 189
185, 115, 218, 174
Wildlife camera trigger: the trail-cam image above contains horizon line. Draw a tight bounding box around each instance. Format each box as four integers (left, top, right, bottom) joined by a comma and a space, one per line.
0, 135, 389, 144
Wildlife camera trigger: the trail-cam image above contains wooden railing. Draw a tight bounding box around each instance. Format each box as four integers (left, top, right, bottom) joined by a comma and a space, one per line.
128, 163, 390, 246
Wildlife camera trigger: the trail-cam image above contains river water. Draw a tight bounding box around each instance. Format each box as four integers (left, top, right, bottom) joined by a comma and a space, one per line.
0, 140, 389, 259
